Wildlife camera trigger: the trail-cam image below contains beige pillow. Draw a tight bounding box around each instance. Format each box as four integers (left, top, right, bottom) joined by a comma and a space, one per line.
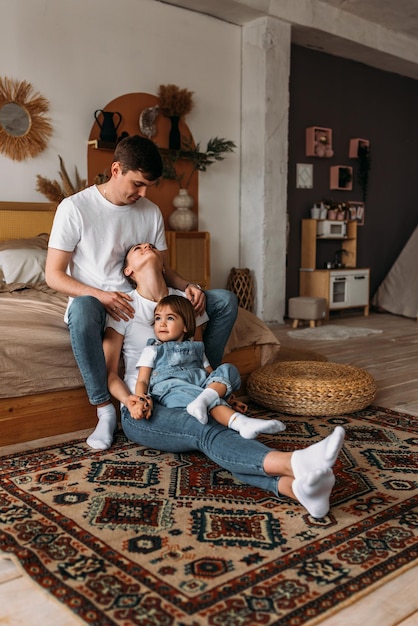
0, 248, 47, 285
0, 234, 48, 282
0, 233, 49, 252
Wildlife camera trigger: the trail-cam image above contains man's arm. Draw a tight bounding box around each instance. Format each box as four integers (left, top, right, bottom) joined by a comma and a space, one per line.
45, 247, 134, 321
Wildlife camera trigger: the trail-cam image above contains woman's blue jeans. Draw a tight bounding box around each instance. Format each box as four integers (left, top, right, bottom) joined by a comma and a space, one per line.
121, 404, 280, 497
67, 289, 238, 406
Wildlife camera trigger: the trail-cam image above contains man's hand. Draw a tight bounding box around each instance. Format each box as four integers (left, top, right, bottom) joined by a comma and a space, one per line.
101, 291, 135, 321
185, 284, 206, 316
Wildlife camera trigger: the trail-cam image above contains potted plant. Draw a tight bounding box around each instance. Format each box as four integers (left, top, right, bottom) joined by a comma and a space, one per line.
157, 84, 194, 150
163, 136, 236, 190
162, 136, 236, 231
357, 142, 371, 201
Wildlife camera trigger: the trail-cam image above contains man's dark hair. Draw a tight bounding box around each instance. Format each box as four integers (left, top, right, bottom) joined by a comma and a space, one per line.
114, 135, 163, 181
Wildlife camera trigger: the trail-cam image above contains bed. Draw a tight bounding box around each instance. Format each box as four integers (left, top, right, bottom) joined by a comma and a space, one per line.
0, 201, 280, 447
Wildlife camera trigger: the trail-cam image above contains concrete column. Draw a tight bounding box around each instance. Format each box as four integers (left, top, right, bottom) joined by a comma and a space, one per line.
240, 16, 291, 323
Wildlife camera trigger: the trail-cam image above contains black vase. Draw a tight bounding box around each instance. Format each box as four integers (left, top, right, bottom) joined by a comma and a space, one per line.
168, 116, 181, 150
94, 110, 122, 144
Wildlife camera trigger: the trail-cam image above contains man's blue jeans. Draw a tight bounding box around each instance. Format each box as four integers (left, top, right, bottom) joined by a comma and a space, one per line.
67, 289, 238, 406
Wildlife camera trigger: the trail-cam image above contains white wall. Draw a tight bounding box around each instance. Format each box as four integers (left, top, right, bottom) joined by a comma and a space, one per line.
0, 0, 241, 288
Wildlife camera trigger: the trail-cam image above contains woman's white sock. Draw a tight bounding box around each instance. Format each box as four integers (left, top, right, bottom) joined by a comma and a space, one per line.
292, 467, 335, 518
228, 412, 286, 439
291, 426, 345, 479
86, 404, 117, 450
187, 388, 219, 424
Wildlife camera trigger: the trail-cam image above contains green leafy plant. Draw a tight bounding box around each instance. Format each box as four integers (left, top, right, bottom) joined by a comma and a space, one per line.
357, 143, 371, 202
162, 136, 236, 190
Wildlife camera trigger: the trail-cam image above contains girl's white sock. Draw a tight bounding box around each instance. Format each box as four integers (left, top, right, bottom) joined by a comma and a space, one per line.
228, 412, 286, 439
86, 404, 117, 450
187, 388, 219, 424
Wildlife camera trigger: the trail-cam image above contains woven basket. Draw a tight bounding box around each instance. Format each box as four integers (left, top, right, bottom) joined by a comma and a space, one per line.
226, 267, 254, 312
247, 361, 376, 416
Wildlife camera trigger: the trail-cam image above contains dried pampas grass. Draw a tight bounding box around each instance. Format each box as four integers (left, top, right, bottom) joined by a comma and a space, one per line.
157, 84, 194, 117
0, 76, 53, 161
36, 155, 87, 206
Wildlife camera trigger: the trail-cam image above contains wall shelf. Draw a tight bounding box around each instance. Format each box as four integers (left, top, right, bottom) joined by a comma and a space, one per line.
86, 92, 198, 227
330, 165, 353, 190
349, 138, 370, 158
306, 126, 333, 158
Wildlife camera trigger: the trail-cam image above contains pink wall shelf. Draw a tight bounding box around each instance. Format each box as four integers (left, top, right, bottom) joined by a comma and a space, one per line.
330, 165, 353, 190
349, 138, 370, 158
306, 126, 334, 158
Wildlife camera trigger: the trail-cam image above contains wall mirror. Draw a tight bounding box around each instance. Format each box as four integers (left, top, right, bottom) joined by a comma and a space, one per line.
0, 76, 53, 161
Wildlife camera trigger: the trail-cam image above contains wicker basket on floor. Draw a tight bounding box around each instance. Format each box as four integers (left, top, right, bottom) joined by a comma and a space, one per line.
247, 361, 376, 416
226, 267, 254, 312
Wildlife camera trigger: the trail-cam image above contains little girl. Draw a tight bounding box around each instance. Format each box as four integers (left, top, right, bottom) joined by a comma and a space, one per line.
132, 295, 286, 439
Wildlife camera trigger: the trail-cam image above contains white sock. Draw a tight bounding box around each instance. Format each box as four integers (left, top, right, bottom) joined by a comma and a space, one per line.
291, 426, 345, 479
86, 404, 117, 450
187, 388, 219, 424
228, 412, 286, 439
292, 468, 335, 518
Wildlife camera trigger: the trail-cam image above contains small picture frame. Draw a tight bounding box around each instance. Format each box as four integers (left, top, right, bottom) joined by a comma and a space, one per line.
348, 201, 365, 226
296, 163, 313, 189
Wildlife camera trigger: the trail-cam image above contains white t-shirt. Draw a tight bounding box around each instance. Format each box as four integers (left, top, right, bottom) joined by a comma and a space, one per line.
48, 185, 167, 319
106, 288, 209, 395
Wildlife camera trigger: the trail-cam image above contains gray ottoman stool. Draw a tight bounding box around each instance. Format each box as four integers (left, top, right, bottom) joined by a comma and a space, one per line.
289, 296, 327, 328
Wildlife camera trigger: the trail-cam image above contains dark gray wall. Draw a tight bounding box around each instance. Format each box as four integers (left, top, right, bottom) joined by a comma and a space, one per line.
286, 45, 418, 307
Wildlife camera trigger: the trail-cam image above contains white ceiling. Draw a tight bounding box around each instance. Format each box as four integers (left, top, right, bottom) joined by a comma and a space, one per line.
318, 0, 418, 39
159, 0, 418, 79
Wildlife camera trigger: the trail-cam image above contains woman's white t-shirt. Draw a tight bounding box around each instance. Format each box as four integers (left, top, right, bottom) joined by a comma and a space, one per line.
106, 289, 209, 395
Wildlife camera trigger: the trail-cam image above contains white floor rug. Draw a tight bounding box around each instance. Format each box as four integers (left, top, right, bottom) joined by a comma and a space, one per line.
288, 325, 383, 341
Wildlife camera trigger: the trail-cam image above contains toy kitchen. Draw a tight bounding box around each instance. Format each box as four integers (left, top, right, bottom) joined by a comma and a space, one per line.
299, 218, 370, 317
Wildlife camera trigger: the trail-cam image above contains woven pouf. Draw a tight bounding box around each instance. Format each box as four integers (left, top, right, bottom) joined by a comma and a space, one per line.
247, 361, 376, 416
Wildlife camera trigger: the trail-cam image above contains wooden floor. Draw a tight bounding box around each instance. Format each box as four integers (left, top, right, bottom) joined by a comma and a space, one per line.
1, 311, 417, 625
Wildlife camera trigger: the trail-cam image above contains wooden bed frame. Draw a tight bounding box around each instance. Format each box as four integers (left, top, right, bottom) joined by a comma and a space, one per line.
0, 201, 262, 447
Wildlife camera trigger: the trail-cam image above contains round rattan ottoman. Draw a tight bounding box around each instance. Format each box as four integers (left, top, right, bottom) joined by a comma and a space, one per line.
247, 361, 376, 416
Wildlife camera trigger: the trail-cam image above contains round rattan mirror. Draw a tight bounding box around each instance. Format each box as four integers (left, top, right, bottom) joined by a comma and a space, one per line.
0, 76, 53, 161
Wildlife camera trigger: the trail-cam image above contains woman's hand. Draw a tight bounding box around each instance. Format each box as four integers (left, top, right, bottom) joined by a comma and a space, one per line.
126, 394, 153, 420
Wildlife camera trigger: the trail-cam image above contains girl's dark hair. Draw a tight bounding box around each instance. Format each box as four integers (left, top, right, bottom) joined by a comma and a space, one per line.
114, 135, 163, 180
155, 295, 196, 340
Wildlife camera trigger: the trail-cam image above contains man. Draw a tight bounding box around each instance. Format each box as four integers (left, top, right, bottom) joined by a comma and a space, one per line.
46, 135, 237, 451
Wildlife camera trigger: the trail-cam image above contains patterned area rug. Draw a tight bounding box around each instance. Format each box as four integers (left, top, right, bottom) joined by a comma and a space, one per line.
0, 404, 417, 626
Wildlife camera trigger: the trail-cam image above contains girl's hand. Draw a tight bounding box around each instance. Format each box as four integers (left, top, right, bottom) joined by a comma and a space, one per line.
127, 394, 153, 419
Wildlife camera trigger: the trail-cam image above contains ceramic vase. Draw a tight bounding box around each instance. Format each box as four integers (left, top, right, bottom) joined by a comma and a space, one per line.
168, 115, 181, 150
168, 189, 197, 231
94, 110, 122, 143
